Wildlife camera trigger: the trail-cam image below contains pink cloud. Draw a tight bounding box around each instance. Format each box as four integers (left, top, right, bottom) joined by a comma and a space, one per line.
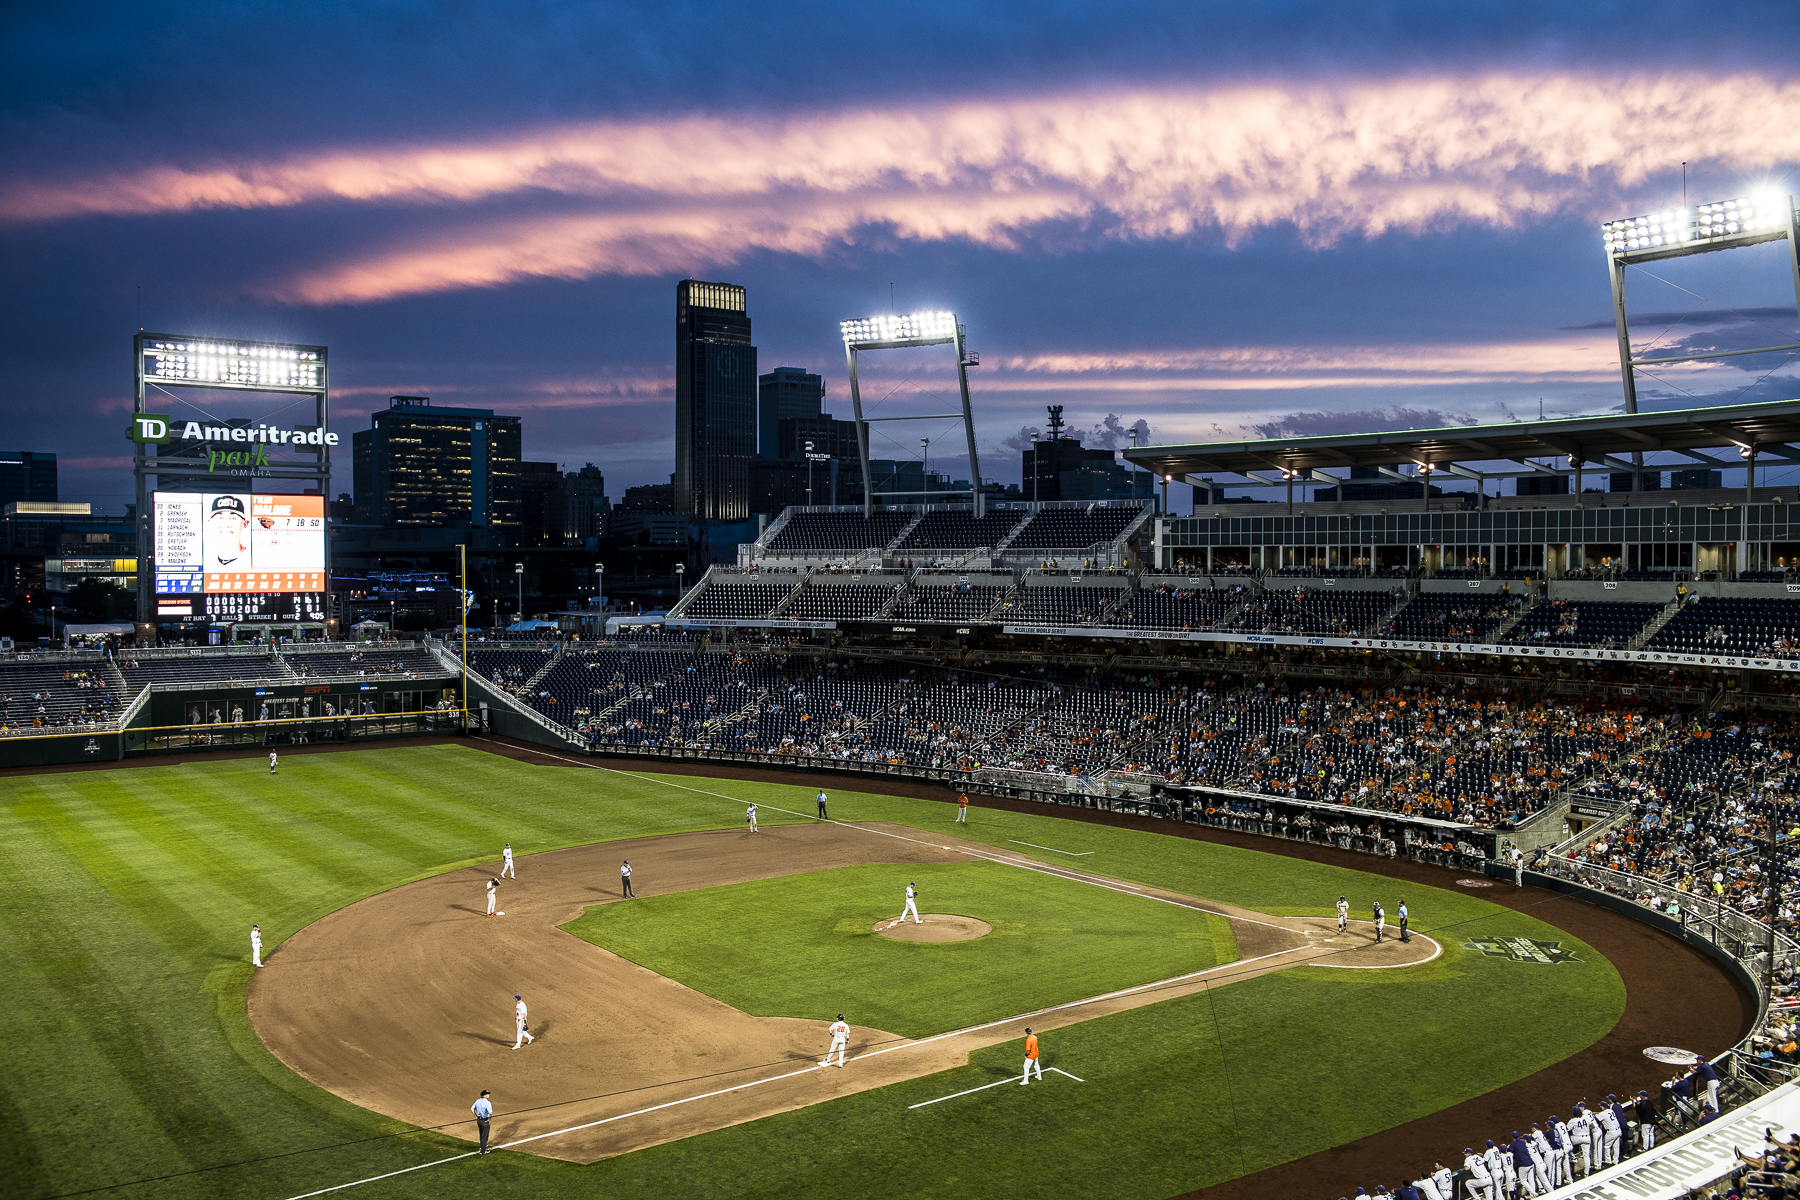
8, 74, 1797, 303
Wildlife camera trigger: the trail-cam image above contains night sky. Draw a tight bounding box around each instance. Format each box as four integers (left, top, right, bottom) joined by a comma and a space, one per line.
4, 0, 1799, 513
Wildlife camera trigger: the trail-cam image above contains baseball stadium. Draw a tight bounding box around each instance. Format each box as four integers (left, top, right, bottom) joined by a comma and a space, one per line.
7, 199, 1800, 1200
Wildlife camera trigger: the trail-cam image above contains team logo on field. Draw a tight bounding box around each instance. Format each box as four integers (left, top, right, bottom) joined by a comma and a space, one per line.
1463, 936, 1578, 964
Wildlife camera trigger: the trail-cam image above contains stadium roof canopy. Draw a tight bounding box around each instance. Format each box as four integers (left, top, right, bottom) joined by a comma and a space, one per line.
1121, 398, 1800, 487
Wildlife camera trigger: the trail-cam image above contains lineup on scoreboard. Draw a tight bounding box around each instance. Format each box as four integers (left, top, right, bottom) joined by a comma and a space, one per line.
153, 492, 326, 620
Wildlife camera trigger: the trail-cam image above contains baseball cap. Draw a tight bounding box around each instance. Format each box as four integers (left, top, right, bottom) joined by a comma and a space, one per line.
837, 1013, 844, 1020
514, 994, 521, 1000
210, 494, 246, 515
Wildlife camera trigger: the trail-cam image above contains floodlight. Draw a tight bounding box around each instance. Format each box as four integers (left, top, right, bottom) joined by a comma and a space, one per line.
839, 311, 959, 349
1603, 194, 1796, 261
140, 336, 327, 393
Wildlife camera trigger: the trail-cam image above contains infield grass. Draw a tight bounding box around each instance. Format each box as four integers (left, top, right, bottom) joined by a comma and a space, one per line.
564, 860, 1240, 1037
0, 743, 1627, 1200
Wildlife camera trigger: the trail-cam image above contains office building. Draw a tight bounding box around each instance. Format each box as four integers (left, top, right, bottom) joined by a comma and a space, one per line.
758, 367, 824, 458
1610, 471, 1662, 492
675, 280, 757, 521
777, 414, 861, 462
1672, 469, 1723, 490
0, 452, 57, 508
352, 396, 521, 528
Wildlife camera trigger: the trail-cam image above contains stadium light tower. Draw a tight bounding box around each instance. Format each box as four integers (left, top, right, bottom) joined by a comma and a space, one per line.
839, 311, 985, 518
1602, 192, 1800, 490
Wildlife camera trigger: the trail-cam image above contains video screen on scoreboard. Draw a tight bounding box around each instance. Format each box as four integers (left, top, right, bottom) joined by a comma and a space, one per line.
153, 492, 325, 620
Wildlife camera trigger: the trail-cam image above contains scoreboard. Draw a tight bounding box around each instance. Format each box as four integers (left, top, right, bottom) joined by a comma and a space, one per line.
153, 491, 326, 621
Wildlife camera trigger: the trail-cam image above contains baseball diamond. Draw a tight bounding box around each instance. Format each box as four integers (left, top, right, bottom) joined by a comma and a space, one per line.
0, 738, 1753, 1200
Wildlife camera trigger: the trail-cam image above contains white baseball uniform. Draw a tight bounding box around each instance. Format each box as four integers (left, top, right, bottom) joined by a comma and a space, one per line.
1485, 1145, 1514, 1196
501, 845, 515, 878
1568, 1112, 1592, 1176
1336, 898, 1349, 932
1596, 1105, 1621, 1165
269, 751, 277, 774
746, 805, 758, 832
250, 926, 262, 967
1431, 1166, 1455, 1200
513, 998, 534, 1048
1548, 1118, 1574, 1184
822, 1018, 848, 1067
486, 879, 498, 916
901, 884, 921, 924
1462, 1154, 1493, 1200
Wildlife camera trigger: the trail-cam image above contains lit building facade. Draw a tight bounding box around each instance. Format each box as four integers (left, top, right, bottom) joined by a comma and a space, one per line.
352, 396, 521, 528
675, 280, 757, 521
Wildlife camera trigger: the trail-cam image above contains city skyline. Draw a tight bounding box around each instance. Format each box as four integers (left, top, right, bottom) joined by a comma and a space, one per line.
4, 1, 1800, 513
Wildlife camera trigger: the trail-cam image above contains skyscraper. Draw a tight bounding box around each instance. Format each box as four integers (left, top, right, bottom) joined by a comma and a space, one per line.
351, 396, 521, 528
757, 366, 824, 458
0, 451, 56, 508
675, 280, 756, 520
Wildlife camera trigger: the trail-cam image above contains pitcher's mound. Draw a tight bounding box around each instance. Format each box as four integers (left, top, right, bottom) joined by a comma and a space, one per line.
873, 914, 992, 942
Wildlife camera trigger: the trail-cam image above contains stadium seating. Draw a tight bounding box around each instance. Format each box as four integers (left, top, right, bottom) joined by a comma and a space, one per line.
783, 581, 900, 621
1105, 583, 1246, 630
763, 511, 912, 553
1000, 585, 1125, 626
1382, 593, 1522, 640
896, 509, 1028, 551
1229, 586, 1393, 636
1500, 600, 1665, 649
1005, 504, 1146, 552
0, 660, 122, 731
1646, 597, 1800, 655
678, 581, 794, 620
891, 582, 1008, 623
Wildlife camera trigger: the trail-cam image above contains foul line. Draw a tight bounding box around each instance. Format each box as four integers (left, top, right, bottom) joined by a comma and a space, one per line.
1008, 839, 1094, 857
909, 1066, 1085, 1109
264, 738, 1425, 1200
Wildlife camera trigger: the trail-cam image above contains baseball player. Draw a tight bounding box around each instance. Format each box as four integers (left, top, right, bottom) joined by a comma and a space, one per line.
1398, 899, 1410, 943
621, 860, 634, 898
1020, 1028, 1042, 1084
250, 923, 263, 967
1695, 1057, 1720, 1111
471, 1089, 493, 1154
1508, 1131, 1540, 1197
821, 1013, 849, 1067
511, 994, 534, 1048
1461, 1148, 1494, 1200
816, 790, 828, 819
1431, 1163, 1456, 1200
1336, 895, 1349, 933
1483, 1139, 1514, 1200
1583, 1101, 1604, 1169
501, 843, 515, 878
1634, 1090, 1658, 1150
486, 877, 499, 917
956, 793, 969, 823
1567, 1105, 1593, 1177
1528, 1124, 1555, 1192
1373, 900, 1385, 944
1415, 1168, 1443, 1200
1546, 1113, 1574, 1185
900, 881, 922, 925
746, 804, 759, 833
1597, 1095, 1623, 1164
269, 750, 278, 774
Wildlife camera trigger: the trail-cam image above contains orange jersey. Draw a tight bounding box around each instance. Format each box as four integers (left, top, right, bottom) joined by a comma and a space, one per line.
1024, 1033, 1040, 1060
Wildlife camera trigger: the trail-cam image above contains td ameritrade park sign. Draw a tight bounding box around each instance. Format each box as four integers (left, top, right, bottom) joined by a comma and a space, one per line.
129, 414, 339, 475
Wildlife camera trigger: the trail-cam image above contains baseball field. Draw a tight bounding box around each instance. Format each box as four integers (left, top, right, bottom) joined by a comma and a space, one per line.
0, 739, 1737, 1200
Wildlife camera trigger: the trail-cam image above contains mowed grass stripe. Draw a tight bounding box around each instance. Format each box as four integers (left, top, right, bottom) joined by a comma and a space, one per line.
0, 807, 256, 1187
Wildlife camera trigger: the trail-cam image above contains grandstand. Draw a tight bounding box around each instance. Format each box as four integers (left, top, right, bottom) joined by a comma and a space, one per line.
739, 500, 1152, 569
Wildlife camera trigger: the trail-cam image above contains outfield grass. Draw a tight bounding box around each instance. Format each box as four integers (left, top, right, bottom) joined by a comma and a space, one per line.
0, 745, 1625, 1200
564, 860, 1241, 1037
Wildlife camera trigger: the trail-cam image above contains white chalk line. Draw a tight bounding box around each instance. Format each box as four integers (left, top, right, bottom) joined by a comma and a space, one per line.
274, 739, 1421, 1198
1008, 839, 1094, 857
908, 1066, 1085, 1109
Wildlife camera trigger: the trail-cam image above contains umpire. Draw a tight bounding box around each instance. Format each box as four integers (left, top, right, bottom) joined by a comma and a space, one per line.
471, 1089, 493, 1154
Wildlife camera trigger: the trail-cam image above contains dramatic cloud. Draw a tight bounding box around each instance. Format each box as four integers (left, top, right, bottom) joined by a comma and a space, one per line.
1249, 406, 1480, 440
8, 74, 1799, 304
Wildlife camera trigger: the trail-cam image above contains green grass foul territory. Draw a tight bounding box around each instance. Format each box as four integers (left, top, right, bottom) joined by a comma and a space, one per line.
0, 745, 1624, 1200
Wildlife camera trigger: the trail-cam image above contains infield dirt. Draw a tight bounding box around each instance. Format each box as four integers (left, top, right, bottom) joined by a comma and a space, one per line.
248, 819, 1435, 1163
